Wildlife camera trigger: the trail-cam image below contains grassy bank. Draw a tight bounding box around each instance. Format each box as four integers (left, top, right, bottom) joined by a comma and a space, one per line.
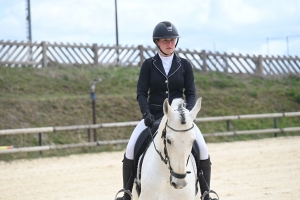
0, 66, 299, 160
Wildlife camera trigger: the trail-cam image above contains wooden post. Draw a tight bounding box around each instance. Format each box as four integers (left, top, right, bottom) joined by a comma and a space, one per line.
138, 45, 144, 67
93, 43, 98, 66
226, 120, 230, 131
39, 132, 43, 156
201, 50, 207, 71
274, 118, 277, 137
91, 92, 97, 142
88, 128, 91, 142
255, 55, 264, 76
224, 57, 229, 73
42, 41, 47, 68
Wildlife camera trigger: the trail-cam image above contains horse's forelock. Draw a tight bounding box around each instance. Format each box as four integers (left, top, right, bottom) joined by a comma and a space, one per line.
170, 99, 188, 124
178, 104, 186, 124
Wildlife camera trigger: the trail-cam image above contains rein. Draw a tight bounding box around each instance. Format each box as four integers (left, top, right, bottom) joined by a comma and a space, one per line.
149, 120, 194, 179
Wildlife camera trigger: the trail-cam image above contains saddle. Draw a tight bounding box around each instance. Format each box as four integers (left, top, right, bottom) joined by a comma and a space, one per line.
133, 119, 161, 163
132, 119, 201, 196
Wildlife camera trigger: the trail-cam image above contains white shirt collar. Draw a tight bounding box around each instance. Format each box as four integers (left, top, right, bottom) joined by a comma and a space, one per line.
158, 53, 174, 75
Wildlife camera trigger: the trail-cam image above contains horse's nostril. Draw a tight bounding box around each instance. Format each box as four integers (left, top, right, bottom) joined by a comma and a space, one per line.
171, 182, 176, 188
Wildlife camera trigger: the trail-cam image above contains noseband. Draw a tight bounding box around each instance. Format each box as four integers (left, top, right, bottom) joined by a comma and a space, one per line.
149, 120, 194, 180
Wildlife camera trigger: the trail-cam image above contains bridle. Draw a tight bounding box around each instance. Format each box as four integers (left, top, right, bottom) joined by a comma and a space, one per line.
149, 120, 194, 180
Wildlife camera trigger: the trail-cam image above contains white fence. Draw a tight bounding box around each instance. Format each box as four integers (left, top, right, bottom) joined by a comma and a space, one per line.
1, 40, 300, 76
0, 112, 300, 154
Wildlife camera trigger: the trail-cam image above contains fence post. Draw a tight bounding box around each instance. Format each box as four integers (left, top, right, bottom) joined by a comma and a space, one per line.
39, 132, 43, 156
224, 57, 229, 73
274, 118, 277, 137
255, 55, 264, 76
87, 128, 91, 142
138, 45, 144, 67
201, 50, 207, 71
226, 120, 230, 131
93, 43, 98, 66
42, 42, 48, 68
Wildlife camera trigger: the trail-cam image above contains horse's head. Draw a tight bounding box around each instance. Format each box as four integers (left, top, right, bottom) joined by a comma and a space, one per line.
162, 97, 202, 189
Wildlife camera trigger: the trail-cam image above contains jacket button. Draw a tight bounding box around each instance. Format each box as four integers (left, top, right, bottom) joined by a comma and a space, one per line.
165, 80, 168, 83
166, 91, 168, 94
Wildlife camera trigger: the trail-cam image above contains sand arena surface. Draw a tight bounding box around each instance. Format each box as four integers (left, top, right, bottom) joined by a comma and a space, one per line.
0, 136, 300, 200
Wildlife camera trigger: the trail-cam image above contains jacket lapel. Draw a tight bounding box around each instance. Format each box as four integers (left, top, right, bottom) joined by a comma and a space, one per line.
153, 53, 167, 77
168, 53, 181, 77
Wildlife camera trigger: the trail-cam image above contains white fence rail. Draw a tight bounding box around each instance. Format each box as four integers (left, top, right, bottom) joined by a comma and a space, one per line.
0, 112, 300, 154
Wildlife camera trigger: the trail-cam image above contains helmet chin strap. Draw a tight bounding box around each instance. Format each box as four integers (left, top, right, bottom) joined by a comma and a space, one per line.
158, 47, 171, 56
155, 39, 179, 56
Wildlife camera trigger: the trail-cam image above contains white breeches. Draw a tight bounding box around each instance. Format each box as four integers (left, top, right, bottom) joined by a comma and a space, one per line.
125, 119, 209, 160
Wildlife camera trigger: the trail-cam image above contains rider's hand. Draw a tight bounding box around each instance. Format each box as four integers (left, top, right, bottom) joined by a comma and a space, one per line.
144, 112, 155, 128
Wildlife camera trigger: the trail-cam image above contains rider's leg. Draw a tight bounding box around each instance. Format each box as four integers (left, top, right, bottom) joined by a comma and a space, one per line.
117, 120, 146, 200
116, 155, 134, 200
199, 156, 211, 200
194, 124, 212, 200
125, 119, 147, 159
194, 124, 209, 160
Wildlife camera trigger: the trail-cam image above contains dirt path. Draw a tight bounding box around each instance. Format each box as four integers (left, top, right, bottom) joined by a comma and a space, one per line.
1, 136, 299, 200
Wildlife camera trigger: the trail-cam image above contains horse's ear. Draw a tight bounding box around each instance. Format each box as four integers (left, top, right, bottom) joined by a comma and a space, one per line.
190, 97, 202, 120
163, 98, 170, 115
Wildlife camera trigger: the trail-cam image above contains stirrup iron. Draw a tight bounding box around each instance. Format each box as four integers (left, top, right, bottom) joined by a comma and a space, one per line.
114, 188, 133, 200
201, 189, 220, 200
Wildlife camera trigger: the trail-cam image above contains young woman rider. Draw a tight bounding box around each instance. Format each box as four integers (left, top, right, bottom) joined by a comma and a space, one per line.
117, 21, 212, 200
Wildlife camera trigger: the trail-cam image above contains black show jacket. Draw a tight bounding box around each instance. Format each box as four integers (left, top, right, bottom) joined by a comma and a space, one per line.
137, 53, 196, 120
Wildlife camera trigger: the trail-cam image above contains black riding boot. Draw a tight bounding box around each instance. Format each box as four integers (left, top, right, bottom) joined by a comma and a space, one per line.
116, 154, 134, 200
198, 157, 212, 200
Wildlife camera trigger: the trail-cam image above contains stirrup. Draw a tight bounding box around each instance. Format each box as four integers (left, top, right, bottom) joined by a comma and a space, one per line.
114, 188, 133, 200
201, 190, 220, 200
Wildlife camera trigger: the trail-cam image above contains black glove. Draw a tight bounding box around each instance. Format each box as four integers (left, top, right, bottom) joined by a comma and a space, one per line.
143, 112, 155, 128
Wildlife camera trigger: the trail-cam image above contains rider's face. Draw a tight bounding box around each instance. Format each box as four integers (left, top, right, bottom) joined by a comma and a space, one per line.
157, 38, 177, 56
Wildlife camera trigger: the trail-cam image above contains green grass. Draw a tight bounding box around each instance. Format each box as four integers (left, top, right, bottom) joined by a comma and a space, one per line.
0, 66, 299, 160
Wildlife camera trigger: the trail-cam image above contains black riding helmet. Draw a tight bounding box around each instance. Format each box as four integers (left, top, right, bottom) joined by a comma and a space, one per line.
153, 21, 180, 55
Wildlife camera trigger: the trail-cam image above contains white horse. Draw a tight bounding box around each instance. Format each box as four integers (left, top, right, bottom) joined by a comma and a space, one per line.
132, 98, 202, 200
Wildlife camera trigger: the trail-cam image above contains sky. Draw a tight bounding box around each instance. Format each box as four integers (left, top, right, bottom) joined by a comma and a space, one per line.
0, 0, 300, 57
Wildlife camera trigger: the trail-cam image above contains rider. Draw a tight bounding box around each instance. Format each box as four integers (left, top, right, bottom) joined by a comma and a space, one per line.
117, 21, 212, 200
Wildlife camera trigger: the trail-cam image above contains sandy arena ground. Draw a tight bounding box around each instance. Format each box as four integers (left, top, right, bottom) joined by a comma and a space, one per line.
0, 136, 300, 200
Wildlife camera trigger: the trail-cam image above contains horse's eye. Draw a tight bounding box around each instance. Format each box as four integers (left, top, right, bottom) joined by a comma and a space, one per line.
167, 139, 172, 145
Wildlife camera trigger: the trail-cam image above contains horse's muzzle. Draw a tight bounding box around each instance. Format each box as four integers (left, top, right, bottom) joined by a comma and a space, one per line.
170, 175, 188, 189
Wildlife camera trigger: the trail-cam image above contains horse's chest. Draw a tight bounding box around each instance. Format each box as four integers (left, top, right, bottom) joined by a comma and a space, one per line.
139, 186, 196, 200
139, 159, 196, 200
